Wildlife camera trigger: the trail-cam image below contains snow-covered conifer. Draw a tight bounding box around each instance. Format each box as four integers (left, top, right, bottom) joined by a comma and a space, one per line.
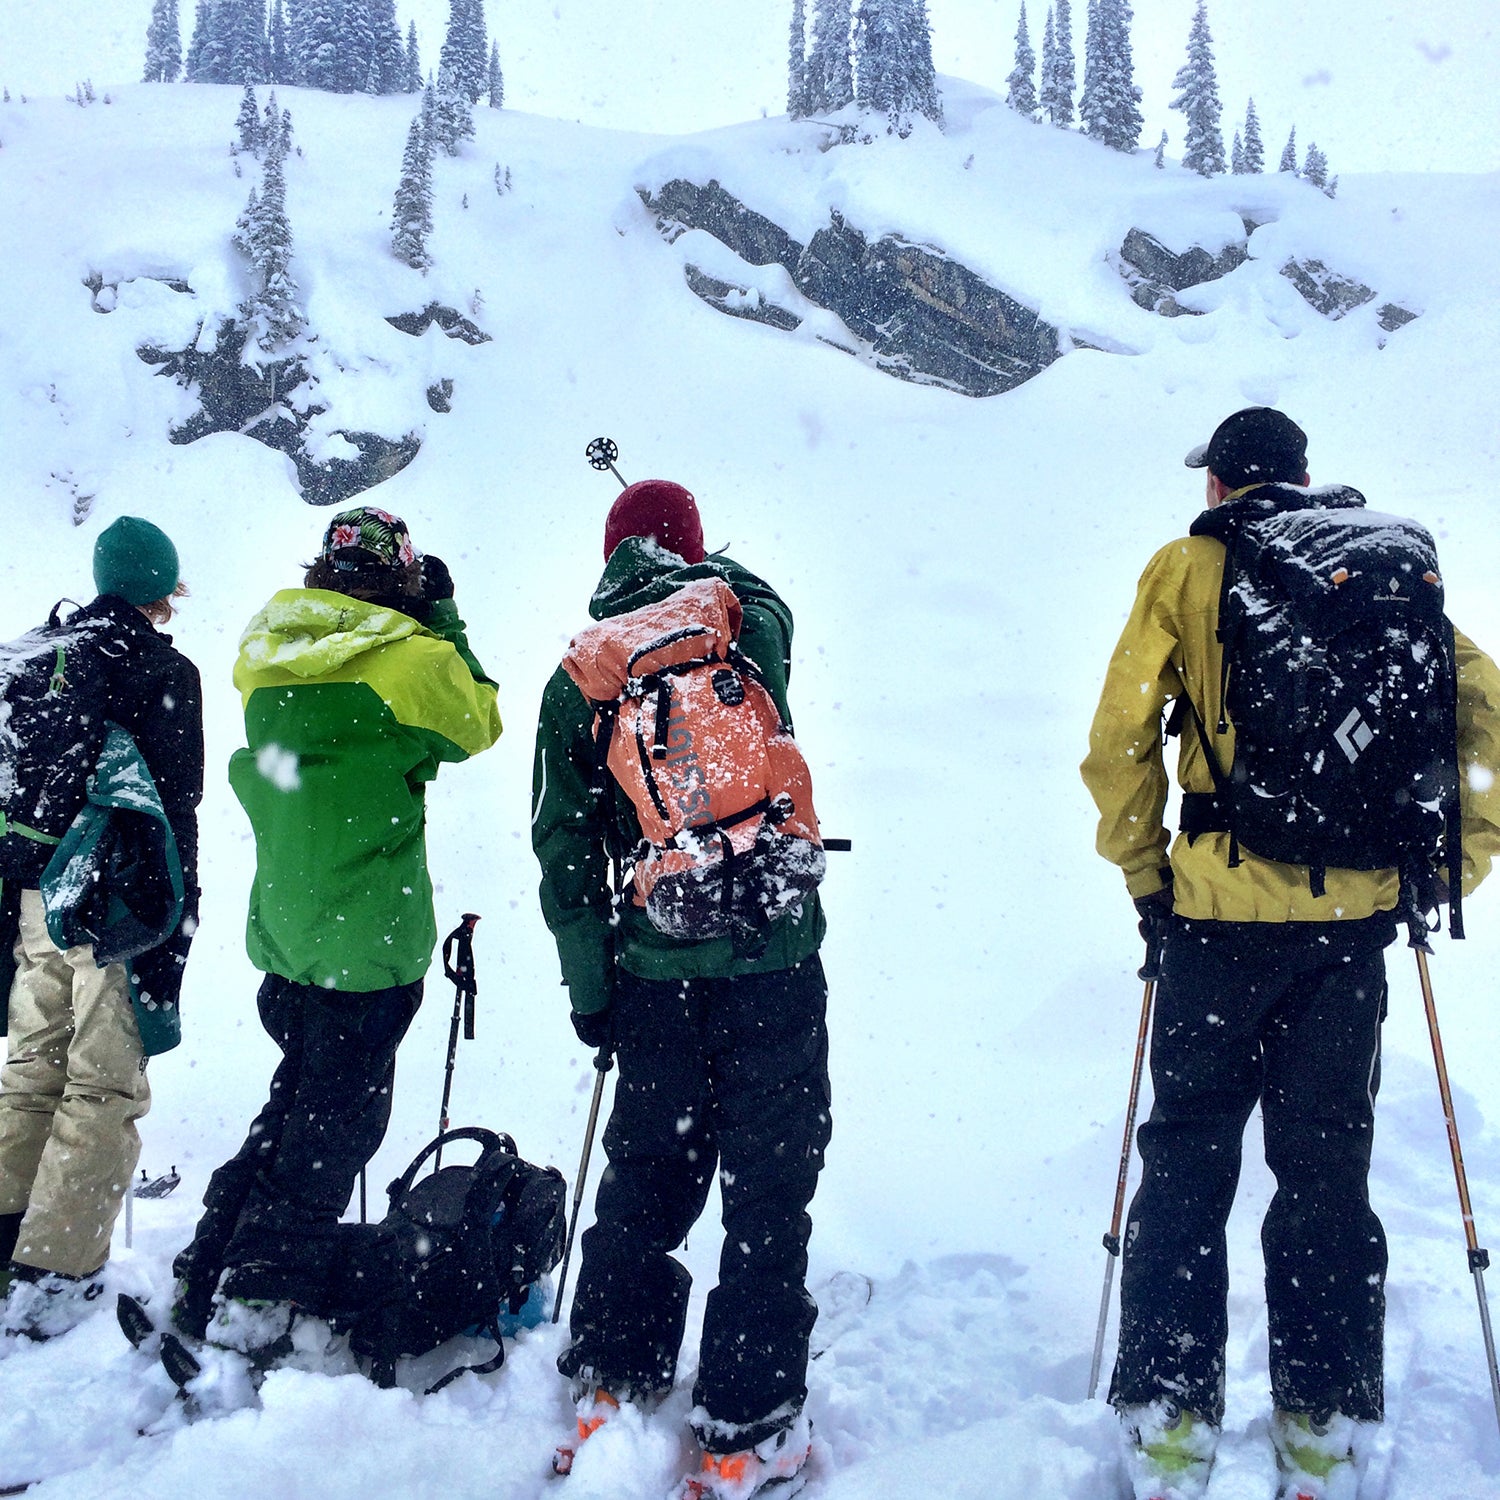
807, 0, 854, 113
788, 0, 810, 119
371, 0, 405, 92
486, 42, 503, 108
428, 67, 475, 155
1279, 124, 1297, 174
1168, 0, 1223, 176
1042, 0, 1074, 126
1323, 174, 1338, 200
341, 0, 380, 92
1080, 0, 1141, 152
1241, 97, 1264, 173
900, 0, 942, 126
1230, 127, 1243, 174
300, 0, 343, 90
1006, 2, 1039, 120
439, 0, 488, 104
267, 0, 288, 83
144, 0, 183, 82
236, 82, 262, 152
239, 125, 303, 348
391, 111, 434, 270
403, 21, 422, 92
184, 0, 211, 80
1154, 128, 1167, 168
1302, 141, 1328, 188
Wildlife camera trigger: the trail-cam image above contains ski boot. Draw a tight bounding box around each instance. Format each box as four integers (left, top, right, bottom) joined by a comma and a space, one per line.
552, 1386, 620, 1476
674, 1414, 813, 1500
1120, 1402, 1218, 1500
1271, 1410, 1360, 1500
2, 1263, 105, 1342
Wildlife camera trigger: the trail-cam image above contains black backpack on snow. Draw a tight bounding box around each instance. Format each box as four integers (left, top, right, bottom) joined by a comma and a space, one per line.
1176, 484, 1463, 933
344, 1127, 567, 1390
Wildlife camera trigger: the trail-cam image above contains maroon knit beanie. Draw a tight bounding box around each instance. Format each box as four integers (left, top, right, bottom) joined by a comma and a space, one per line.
603, 480, 705, 565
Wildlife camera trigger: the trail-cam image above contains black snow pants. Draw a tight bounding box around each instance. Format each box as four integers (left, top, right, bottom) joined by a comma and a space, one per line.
558, 956, 832, 1450
172, 973, 421, 1333
1110, 912, 1393, 1426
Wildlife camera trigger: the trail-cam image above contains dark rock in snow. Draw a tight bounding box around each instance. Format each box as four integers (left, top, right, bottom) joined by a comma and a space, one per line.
641, 179, 1061, 397
683, 266, 802, 332
384, 302, 492, 345
1377, 302, 1419, 333
1279, 258, 1377, 319
137, 318, 420, 506
1116, 228, 1247, 315
426, 378, 456, 413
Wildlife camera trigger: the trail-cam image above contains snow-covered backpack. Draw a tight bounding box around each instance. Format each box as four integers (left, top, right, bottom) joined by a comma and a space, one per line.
561, 577, 826, 949
1176, 485, 1462, 928
0, 603, 113, 885
347, 1128, 567, 1390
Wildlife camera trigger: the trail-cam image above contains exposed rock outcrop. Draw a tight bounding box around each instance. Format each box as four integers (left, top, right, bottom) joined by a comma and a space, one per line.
641, 179, 1061, 398
1279, 258, 1376, 320
384, 302, 492, 345
1116, 228, 1247, 315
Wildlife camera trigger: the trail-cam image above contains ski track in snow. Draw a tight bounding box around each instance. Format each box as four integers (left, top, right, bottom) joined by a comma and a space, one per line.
0, 69, 1499, 1500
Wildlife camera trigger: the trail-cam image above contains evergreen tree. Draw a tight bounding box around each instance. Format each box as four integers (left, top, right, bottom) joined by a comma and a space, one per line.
340, 0, 379, 91
1169, 0, 1224, 176
282, 0, 307, 84
854, 0, 903, 129
486, 41, 503, 107
1279, 124, 1297, 174
428, 67, 475, 155
144, 0, 183, 82
228, 0, 268, 83
236, 81, 262, 152
236, 126, 303, 350
262, 90, 290, 151
184, 0, 212, 79
1230, 126, 1243, 174
1006, 2, 1038, 119
267, 0, 288, 82
1302, 141, 1328, 188
403, 21, 422, 92
900, 0, 942, 126
1241, 97, 1264, 173
1080, 0, 1141, 152
1044, 0, 1074, 126
788, 0, 810, 119
371, 0, 404, 91
439, 0, 488, 104
1154, 128, 1167, 168
807, 0, 854, 113
193, 0, 234, 82
1039, 8, 1056, 120
391, 110, 434, 269
300, 0, 343, 91
1323, 174, 1338, 200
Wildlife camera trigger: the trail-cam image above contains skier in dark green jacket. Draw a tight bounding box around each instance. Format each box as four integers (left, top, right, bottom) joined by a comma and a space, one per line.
171, 506, 501, 1355
535, 480, 830, 1500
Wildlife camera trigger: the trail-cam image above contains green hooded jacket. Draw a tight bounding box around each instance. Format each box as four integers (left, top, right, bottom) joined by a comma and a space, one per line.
531, 537, 826, 1017
230, 589, 501, 992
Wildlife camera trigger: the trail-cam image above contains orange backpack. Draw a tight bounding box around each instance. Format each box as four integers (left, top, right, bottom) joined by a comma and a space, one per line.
561, 578, 825, 947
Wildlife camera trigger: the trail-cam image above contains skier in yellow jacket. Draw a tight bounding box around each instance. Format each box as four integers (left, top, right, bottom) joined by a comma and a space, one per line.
1082, 407, 1500, 1500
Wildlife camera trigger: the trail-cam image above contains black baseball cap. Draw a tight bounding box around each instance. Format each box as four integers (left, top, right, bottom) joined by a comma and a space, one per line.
1184, 407, 1308, 488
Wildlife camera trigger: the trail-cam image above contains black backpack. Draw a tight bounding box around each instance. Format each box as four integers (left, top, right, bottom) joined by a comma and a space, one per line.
1176, 484, 1463, 930
0, 603, 114, 885
344, 1127, 567, 1390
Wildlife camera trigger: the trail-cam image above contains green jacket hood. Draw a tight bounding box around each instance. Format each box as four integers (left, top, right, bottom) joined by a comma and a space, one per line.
591, 537, 792, 641
237, 588, 427, 685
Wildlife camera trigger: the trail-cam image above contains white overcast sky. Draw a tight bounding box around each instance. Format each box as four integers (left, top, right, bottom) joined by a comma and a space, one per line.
0, 0, 1495, 174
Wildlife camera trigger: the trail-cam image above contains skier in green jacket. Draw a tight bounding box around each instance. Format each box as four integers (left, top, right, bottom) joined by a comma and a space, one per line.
534, 480, 830, 1500
171, 506, 501, 1356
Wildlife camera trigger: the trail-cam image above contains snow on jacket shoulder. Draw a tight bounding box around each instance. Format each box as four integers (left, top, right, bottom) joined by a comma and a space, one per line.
1081, 509, 1500, 922
230, 588, 501, 992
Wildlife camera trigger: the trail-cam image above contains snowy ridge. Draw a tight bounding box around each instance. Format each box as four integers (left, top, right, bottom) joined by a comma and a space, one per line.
0, 73, 1498, 1499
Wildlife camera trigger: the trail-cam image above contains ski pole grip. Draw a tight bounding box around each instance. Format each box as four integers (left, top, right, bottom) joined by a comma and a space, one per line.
1103, 1232, 1121, 1257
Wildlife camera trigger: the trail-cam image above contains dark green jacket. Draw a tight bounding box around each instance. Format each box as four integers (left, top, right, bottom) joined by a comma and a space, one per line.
230, 589, 501, 992
531, 538, 826, 1016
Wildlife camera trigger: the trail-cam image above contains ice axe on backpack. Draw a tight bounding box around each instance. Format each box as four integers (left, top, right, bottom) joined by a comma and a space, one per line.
585, 437, 628, 488
435, 913, 481, 1170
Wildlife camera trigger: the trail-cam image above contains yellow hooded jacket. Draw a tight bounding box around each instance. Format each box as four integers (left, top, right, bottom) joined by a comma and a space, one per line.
1082, 516, 1500, 922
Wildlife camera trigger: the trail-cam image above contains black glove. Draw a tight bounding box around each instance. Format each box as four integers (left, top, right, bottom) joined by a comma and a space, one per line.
1133, 871, 1174, 979
420, 554, 455, 603
571, 1006, 613, 1051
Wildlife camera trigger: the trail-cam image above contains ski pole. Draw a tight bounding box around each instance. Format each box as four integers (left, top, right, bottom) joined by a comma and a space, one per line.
585, 437, 629, 488
1412, 943, 1500, 1434
435, 913, 480, 1170
1088, 931, 1163, 1400
552, 1044, 615, 1325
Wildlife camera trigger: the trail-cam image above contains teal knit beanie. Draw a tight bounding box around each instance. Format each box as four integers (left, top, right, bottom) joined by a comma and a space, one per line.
93, 516, 181, 606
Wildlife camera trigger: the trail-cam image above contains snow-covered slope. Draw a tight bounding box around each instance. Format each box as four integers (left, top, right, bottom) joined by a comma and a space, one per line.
0, 78, 1498, 1499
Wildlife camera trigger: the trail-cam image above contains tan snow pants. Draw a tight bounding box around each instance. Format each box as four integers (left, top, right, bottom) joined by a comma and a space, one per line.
0, 888, 150, 1276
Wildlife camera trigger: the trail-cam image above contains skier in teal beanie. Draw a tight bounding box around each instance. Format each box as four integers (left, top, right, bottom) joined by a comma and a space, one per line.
93, 517, 180, 607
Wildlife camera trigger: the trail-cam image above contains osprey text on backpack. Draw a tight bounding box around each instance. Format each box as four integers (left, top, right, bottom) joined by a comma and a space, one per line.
1175, 484, 1462, 932
561, 577, 826, 949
